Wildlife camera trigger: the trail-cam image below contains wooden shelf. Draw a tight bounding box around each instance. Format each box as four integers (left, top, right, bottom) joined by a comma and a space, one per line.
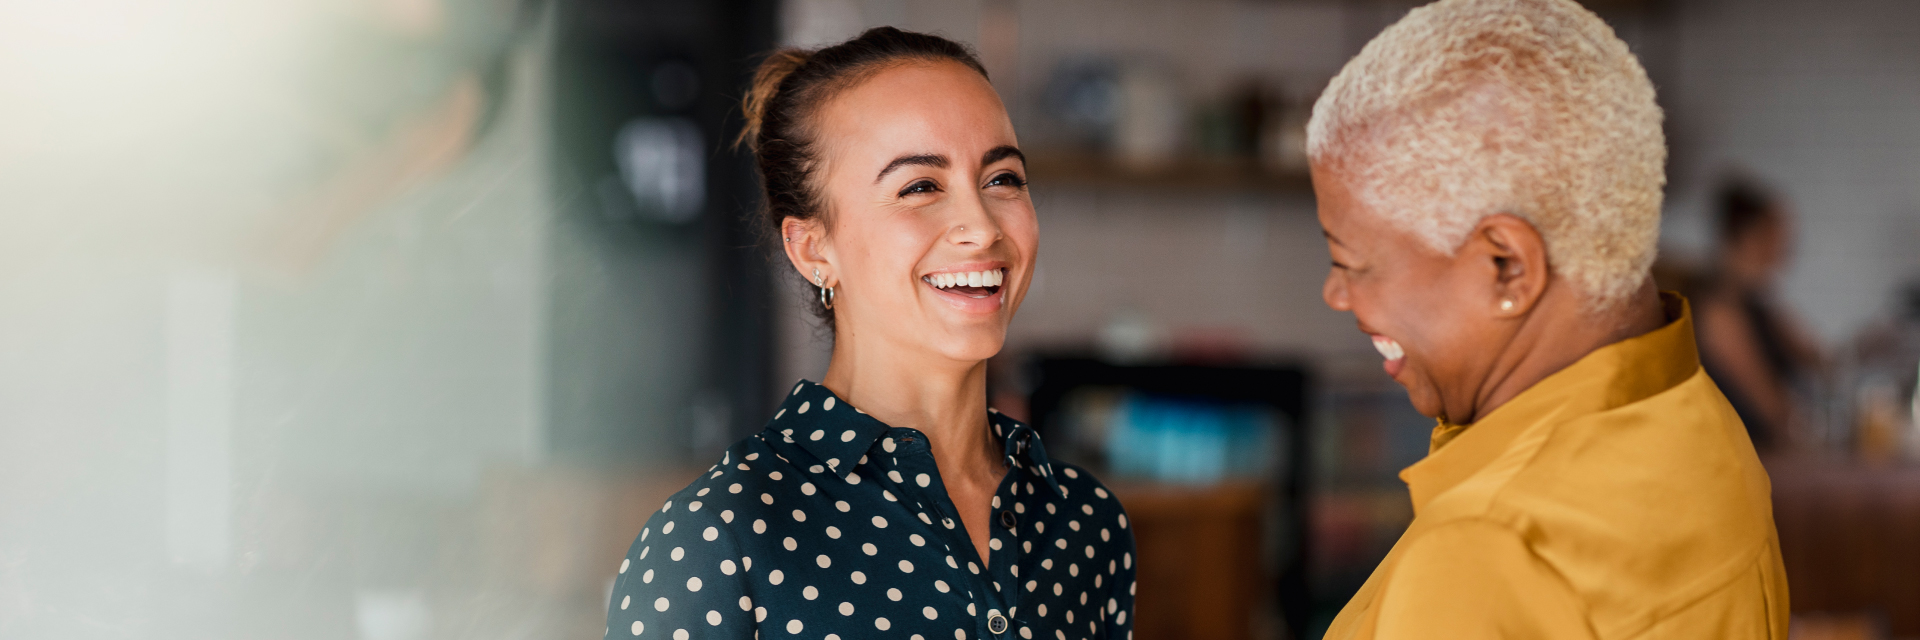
1025, 150, 1314, 195
1108, 480, 1271, 640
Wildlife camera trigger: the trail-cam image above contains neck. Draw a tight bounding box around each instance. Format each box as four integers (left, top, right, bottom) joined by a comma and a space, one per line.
819, 326, 1000, 484
1459, 278, 1666, 424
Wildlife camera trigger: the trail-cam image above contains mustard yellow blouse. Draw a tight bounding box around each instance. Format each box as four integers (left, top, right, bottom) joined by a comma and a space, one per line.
1326, 294, 1790, 639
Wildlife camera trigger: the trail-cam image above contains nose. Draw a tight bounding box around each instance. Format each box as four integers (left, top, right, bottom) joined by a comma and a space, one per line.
947, 190, 1002, 247
1322, 267, 1351, 312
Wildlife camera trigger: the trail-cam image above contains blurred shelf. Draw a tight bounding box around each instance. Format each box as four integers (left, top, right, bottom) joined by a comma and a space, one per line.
1108, 480, 1270, 640
1765, 453, 1920, 636
1344, 0, 1658, 8
1025, 150, 1314, 195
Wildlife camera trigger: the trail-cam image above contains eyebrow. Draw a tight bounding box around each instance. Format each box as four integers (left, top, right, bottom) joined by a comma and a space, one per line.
872, 146, 1027, 185
982, 145, 1024, 167
875, 154, 949, 184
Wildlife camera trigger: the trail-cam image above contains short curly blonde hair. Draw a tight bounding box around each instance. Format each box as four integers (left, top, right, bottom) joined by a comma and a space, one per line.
1307, 0, 1666, 309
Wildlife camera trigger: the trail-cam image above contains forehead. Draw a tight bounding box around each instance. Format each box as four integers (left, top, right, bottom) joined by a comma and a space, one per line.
1311, 159, 1421, 252
1311, 161, 1365, 228
813, 61, 1014, 169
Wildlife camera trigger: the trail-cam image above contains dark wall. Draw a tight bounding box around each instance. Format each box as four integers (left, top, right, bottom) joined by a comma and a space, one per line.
546, 0, 780, 463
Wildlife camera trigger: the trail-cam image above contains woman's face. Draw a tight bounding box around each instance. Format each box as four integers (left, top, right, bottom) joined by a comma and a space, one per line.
1314, 163, 1511, 422
1726, 212, 1792, 287
791, 61, 1036, 365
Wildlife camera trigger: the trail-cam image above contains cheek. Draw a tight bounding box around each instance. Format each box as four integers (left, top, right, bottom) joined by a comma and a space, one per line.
1342, 273, 1396, 328
999, 205, 1039, 260
837, 214, 937, 292
1349, 264, 1452, 354
1397, 268, 1491, 376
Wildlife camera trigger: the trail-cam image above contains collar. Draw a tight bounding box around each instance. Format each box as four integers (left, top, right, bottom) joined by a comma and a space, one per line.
766, 380, 1064, 498
1399, 292, 1701, 513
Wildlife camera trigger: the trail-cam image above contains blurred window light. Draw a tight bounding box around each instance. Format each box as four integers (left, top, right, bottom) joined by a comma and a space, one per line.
613, 117, 705, 224
354, 588, 432, 640
164, 270, 236, 570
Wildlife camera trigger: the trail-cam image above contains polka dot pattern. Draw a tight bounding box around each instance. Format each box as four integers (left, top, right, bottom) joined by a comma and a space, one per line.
608, 380, 1136, 640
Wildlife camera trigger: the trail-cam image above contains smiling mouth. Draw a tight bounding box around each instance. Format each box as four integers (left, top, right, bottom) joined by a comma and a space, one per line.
1372, 334, 1407, 376
922, 269, 1005, 299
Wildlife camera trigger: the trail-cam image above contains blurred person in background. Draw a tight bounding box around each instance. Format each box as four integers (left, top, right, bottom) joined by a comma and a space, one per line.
1307, 0, 1788, 637
1696, 179, 1823, 451
605, 27, 1135, 640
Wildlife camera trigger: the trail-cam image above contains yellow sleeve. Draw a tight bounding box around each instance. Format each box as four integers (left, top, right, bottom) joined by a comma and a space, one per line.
1374, 519, 1597, 640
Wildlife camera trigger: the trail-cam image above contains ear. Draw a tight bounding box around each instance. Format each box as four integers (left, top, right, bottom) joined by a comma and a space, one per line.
1467, 213, 1550, 317
780, 216, 836, 288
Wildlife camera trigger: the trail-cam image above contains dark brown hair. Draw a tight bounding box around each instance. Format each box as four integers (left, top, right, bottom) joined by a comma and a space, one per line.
737, 27, 989, 326
1715, 176, 1781, 243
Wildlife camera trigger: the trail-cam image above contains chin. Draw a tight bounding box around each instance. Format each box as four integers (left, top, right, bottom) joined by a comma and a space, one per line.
1401, 384, 1444, 421
931, 331, 1007, 363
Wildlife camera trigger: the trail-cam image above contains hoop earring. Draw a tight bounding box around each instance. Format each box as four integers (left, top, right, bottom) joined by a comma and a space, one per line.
813, 268, 835, 310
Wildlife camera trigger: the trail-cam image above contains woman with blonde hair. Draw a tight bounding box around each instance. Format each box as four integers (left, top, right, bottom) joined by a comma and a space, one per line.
1308, 0, 1788, 636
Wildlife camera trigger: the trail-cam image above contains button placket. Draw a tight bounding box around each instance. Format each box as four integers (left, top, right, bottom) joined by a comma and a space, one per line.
893, 427, 1013, 638
983, 475, 1031, 637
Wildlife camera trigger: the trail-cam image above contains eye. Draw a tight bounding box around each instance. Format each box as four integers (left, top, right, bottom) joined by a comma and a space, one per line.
898, 179, 939, 197
986, 172, 1027, 188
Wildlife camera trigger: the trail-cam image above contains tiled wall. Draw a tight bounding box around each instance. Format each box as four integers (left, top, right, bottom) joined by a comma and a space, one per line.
774, 0, 1387, 387
1660, 0, 1920, 345
1010, 188, 1361, 359
774, 0, 1920, 385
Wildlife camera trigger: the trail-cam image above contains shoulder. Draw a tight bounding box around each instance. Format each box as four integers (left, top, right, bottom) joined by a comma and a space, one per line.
1046, 460, 1136, 546
1433, 365, 1766, 527
1050, 462, 1127, 512
1497, 371, 1766, 519
627, 432, 814, 548
1425, 377, 1778, 618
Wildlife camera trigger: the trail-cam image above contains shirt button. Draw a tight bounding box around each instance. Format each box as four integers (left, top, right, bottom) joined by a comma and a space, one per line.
988, 613, 1008, 634
999, 510, 1017, 529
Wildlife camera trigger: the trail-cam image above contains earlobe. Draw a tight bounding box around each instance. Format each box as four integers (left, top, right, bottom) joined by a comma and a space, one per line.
1478, 214, 1549, 315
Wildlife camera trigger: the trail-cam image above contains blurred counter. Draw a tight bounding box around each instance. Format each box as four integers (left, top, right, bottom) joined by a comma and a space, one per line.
1110, 480, 1270, 640
1767, 454, 1920, 636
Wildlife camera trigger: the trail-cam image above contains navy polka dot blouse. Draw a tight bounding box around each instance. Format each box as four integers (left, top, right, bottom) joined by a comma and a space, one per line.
607, 380, 1138, 640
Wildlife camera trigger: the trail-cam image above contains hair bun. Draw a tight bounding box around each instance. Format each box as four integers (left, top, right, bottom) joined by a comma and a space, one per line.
737, 49, 812, 151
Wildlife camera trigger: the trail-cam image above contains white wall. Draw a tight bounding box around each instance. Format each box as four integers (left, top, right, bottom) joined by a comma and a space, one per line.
778, 0, 1920, 362
775, 0, 1383, 377
1661, 0, 1920, 345
1014, 188, 1362, 358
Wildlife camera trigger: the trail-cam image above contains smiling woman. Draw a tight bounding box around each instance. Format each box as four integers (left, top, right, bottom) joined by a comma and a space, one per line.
1304, 1, 1787, 638
606, 27, 1137, 640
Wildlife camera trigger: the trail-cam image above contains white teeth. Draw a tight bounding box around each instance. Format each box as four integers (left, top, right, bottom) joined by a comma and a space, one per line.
923, 269, 1006, 290
1372, 335, 1405, 361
